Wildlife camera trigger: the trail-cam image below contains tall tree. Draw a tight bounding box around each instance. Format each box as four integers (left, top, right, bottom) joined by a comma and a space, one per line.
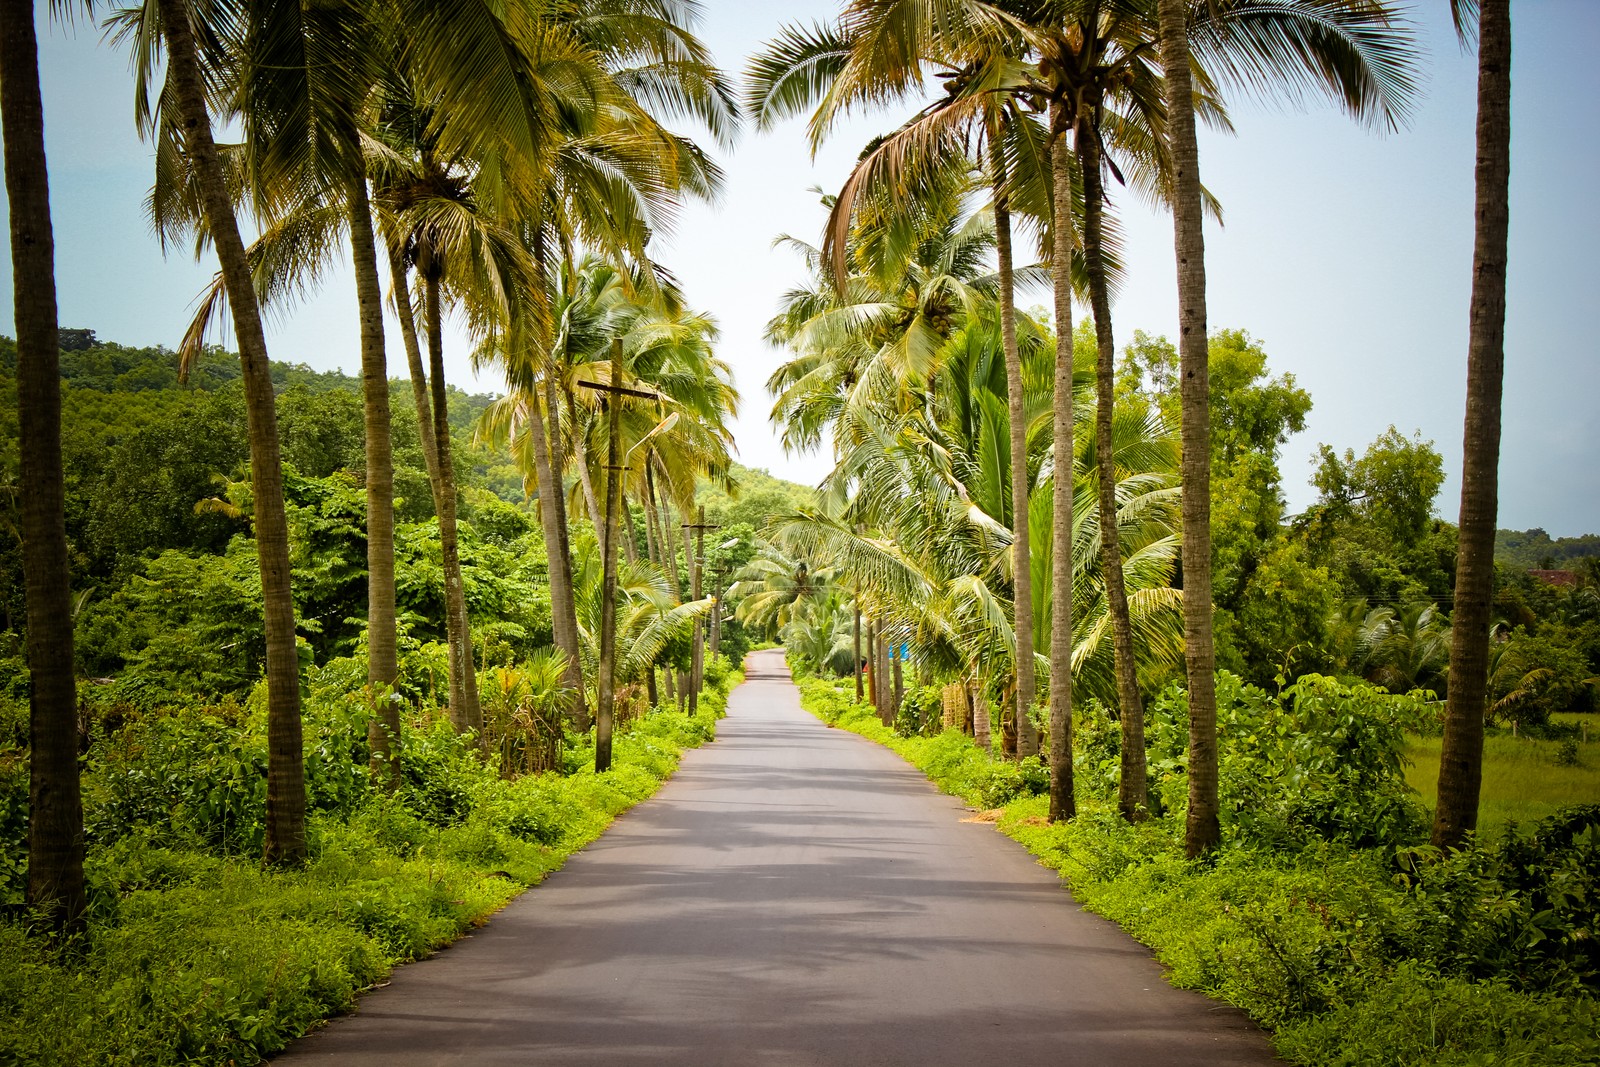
1045, 106, 1077, 824
150, 0, 307, 864
2, 0, 86, 928
1149, 0, 1418, 854
1435, 0, 1510, 850
352, 170, 401, 785
1156, 0, 1221, 857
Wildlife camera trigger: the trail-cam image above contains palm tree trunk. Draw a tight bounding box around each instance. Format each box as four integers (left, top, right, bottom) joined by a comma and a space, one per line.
1157, 0, 1220, 857
1046, 106, 1077, 824
876, 626, 891, 722
2, 0, 85, 927
649, 459, 681, 594
991, 138, 1038, 760
621, 490, 640, 565
349, 172, 399, 790
891, 647, 903, 723
423, 273, 481, 736
642, 476, 663, 565
650, 458, 689, 708
596, 390, 623, 772
386, 244, 442, 493
157, 0, 306, 863
543, 372, 588, 729
387, 250, 463, 713
522, 367, 586, 728
971, 679, 992, 753
1435, 0, 1511, 850
1077, 108, 1147, 822
568, 390, 605, 530
870, 617, 883, 710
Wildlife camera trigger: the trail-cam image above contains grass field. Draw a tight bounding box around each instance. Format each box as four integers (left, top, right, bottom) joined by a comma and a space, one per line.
1406, 714, 1600, 835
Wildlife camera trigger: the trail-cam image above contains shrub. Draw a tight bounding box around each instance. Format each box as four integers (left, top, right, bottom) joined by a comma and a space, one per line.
1147, 672, 1431, 849
0, 661, 742, 1066
894, 685, 943, 738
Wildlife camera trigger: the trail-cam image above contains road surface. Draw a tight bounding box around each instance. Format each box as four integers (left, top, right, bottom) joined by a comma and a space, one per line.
276, 648, 1278, 1065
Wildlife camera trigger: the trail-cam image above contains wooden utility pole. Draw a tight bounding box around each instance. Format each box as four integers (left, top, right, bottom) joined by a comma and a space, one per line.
682, 508, 718, 714
853, 590, 863, 703
578, 367, 657, 771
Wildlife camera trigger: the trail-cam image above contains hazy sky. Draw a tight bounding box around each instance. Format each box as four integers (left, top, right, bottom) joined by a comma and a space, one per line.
5, 1, 1598, 535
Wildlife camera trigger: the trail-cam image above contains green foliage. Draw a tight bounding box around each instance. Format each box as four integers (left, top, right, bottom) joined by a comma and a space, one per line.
894, 684, 943, 737
1146, 672, 1432, 848
1488, 624, 1598, 728
1496, 527, 1600, 570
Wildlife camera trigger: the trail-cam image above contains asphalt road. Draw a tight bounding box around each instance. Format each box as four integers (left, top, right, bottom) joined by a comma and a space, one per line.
276, 649, 1278, 1066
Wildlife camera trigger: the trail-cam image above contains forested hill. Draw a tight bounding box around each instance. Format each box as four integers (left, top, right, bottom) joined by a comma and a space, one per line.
1496, 528, 1600, 571
0, 332, 817, 693
0, 333, 526, 679
3, 329, 498, 425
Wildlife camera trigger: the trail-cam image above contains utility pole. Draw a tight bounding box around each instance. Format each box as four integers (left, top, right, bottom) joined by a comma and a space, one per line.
708, 535, 740, 659
853, 587, 863, 703
682, 508, 718, 714
578, 365, 657, 771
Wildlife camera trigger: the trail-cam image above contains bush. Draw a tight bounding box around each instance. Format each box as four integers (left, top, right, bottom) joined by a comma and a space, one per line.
894, 685, 943, 738
1146, 672, 1431, 849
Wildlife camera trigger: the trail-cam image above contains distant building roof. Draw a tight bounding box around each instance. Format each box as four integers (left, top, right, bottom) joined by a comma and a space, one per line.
1529, 569, 1579, 587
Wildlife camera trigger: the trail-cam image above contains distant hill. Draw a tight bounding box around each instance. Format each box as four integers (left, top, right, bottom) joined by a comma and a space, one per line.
698, 463, 817, 531
2, 330, 498, 431
1496, 528, 1600, 570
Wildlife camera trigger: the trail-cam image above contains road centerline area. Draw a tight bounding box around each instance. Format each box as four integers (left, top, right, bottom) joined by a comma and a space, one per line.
276, 649, 1278, 1066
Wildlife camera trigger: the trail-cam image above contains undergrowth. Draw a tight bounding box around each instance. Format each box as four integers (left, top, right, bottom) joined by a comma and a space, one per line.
799, 673, 1600, 1067
0, 668, 740, 1066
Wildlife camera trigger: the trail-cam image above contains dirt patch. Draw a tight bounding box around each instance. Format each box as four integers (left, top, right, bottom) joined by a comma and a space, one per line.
960, 808, 1005, 823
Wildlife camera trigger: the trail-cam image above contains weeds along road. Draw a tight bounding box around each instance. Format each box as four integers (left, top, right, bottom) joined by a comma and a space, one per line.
275, 648, 1279, 1066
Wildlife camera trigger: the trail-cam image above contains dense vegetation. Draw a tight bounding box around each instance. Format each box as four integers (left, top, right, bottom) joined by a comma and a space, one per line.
0, 668, 739, 1065
1, 0, 1589, 1063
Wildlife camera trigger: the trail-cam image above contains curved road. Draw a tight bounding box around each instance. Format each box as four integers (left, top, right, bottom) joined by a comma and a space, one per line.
277, 649, 1278, 1065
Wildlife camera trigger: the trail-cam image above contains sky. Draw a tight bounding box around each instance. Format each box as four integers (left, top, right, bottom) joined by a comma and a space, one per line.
4, 1, 1599, 536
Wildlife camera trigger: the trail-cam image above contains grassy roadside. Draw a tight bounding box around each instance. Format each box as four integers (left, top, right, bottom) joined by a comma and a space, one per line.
0, 670, 741, 1066
796, 674, 1600, 1067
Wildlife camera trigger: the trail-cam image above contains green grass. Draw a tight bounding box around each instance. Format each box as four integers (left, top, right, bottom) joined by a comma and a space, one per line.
1406, 727, 1600, 836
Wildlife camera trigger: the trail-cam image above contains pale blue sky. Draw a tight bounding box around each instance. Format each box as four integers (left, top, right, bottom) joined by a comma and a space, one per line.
4, 1, 1598, 535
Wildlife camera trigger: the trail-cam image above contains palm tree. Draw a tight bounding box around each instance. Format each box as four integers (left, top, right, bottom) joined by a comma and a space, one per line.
1, 0, 86, 928
1436, 0, 1510, 849
1354, 602, 1452, 692
142, 0, 308, 864
1151, 0, 1419, 855
749, 13, 1052, 758
186, 0, 401, 784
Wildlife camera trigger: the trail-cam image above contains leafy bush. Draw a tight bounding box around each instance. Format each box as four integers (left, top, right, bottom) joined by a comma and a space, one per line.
894, 685, 943, 738
1147, 672, 1431, 848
